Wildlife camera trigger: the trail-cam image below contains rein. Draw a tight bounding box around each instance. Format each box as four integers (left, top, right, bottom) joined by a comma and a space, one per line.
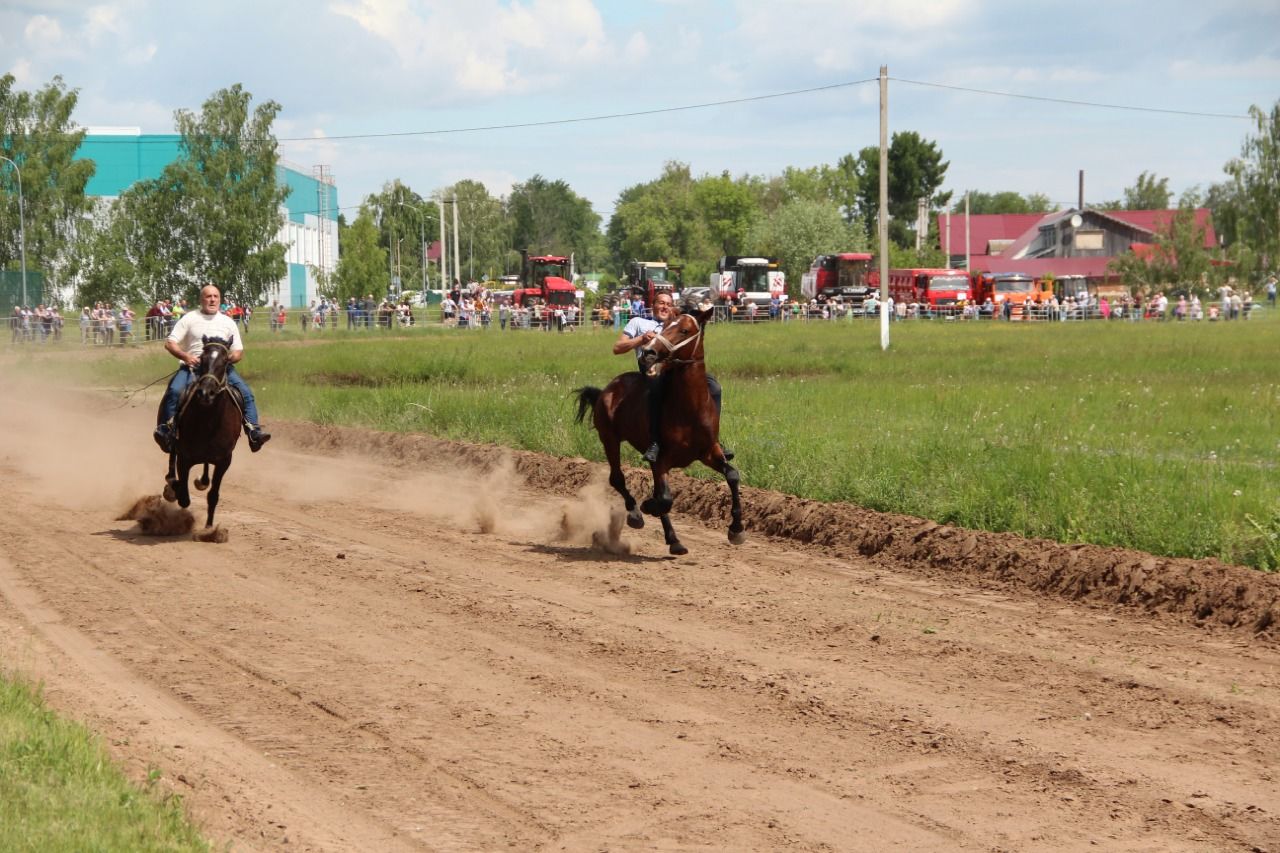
177, 342, 241, 422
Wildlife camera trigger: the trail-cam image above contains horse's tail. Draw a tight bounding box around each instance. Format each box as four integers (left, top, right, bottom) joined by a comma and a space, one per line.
573, 386, 602, 425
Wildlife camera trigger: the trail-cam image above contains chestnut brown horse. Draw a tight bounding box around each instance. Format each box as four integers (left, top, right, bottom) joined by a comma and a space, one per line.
158, 336, 243, 531
575, 307, 745, 555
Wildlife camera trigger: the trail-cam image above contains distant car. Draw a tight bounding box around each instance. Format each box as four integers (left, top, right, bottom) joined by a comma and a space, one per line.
681, 286, 712, 306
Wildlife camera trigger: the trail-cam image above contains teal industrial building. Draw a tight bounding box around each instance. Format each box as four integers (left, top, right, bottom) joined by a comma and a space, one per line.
74, 128, 338, 308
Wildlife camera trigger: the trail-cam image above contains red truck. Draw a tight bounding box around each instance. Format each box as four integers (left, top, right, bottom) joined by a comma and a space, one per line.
886, 267, 971, 311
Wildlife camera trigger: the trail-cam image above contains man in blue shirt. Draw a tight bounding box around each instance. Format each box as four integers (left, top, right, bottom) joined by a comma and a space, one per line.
613, 293, 730, 464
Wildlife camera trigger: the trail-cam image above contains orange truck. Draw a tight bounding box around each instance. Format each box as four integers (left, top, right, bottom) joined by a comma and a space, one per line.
970, 271, 1051, 317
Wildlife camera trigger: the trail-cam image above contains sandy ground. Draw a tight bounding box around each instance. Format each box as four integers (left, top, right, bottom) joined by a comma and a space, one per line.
1, 378, 1279, 852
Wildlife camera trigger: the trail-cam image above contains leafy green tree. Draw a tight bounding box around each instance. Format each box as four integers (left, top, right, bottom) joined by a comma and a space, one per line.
607, 162, 713, 274
1109, 205, 1213, 293
334, 206, 388, 301
0, 74, 96, 301
1122, 171, 1172, 210
756, 162, 860, 222
1222, 99, 1280, 268
692, 172, 758, 255
365, 180, 437, 288
159, 84, 289, 306
746, 199, 862, 295
952, 190, 1053, 215
445, 179, 509, 281
852, 131, 951, 246
507, 174, 601, 267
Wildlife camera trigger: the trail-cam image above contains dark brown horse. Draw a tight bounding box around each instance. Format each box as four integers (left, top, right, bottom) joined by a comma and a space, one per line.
575, 307, 745, 555
158, 336, 243, 531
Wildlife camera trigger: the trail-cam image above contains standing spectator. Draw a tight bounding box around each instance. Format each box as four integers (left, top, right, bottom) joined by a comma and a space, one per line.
498, 300, 510, 331
119, 305, 134, 344
79, 307, 91, 344
346, 297, 357, 329
1265, 274, 1277, 308
300, 301, 311, 332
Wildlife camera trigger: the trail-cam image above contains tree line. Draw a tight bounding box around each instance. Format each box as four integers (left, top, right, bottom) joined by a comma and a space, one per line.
2, 72, 1278, 309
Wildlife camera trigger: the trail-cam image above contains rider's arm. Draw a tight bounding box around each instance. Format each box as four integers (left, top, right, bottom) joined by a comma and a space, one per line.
613, 328, 655, 355
164, 338, 199, 367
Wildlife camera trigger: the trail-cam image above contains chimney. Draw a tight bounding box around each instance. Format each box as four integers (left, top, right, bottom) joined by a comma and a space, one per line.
1078, 170, 1084, 211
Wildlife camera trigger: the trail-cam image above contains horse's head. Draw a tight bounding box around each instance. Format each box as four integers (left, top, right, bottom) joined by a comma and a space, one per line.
639, 308, 709, 377
194, 335, 233, 404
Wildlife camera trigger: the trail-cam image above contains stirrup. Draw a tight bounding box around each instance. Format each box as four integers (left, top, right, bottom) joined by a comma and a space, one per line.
720, 444, 735, 462
642, 442, 660, 463
246, 425, 271, 453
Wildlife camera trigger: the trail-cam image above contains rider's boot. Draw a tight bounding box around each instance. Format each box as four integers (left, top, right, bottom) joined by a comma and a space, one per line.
720, 442, 735, 462
153, 421, 174, 453
245, 423, 271, 453
642, 441, 660, 464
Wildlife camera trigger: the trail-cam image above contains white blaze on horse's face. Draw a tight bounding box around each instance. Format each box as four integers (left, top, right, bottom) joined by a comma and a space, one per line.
644, 314, 701, 376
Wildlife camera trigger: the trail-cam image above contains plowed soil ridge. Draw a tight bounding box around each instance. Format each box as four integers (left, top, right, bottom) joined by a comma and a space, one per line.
288, 422, 1280, 640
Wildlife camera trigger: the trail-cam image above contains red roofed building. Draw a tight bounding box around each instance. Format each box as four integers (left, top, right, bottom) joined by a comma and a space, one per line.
937, 208, 1216, 280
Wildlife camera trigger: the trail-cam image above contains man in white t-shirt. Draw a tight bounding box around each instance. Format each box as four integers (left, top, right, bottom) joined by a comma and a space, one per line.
154, 283, 270, 453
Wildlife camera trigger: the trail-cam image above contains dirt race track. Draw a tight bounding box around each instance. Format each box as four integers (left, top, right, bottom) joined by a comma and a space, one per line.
2, 381, 1280, 852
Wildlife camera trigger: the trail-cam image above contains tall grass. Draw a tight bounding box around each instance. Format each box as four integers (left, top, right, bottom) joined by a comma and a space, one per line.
34, 314, 1280, 568
0, 671, 209, 851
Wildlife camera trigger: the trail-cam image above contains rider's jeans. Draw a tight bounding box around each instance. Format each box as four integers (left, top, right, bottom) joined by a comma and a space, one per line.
160, 365, 259, 425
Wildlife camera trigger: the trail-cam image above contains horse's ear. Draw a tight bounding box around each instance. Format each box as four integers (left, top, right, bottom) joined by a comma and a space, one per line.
201, 335, 209, 344
696, 306, 714, 326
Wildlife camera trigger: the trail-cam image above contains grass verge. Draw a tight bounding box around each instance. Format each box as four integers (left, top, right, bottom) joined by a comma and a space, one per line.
0, 669, 209, 851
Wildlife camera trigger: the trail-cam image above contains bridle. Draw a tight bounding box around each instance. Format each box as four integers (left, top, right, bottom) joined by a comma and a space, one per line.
645, 313, 703, 366
193, 340, 231, 398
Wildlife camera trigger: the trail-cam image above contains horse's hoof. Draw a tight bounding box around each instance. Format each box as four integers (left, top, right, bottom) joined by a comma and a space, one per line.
639, 499, 658, 517
178, 497, 191, 509
162, 484, 176, 502
626, 511, 645, 529
194, 480, 209, 492
729, 529, 747, 546
669, 542, 689, 556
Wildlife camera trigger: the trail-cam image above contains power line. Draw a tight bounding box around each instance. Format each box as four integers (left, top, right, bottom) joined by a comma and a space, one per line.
890, 77, 1250, 120
75, 79, 879, 145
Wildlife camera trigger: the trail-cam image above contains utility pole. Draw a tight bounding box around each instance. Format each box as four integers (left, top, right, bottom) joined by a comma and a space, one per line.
438, 197, 448, 289
878, 65, 889, 351
945, 207, 952, 266
452, 193, 461, 286
964, 191, 971, 274
0, 155, 28, 308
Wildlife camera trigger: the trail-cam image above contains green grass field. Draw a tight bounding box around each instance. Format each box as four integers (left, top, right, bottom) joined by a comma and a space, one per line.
24, 312, 1280, 569
0, 671, 209, 852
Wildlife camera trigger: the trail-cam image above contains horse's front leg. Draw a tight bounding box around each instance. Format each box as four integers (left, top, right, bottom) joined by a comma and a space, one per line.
204, 456, 232, 529
657, 512, 687, 556
640, 462, 674, 518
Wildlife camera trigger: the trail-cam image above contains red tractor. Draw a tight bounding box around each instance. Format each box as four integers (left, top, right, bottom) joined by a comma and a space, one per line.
512, 250, 577, 309
624, 260, 677, 308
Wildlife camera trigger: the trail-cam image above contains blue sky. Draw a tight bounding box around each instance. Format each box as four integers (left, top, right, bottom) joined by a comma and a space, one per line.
3, 0, 1278, 220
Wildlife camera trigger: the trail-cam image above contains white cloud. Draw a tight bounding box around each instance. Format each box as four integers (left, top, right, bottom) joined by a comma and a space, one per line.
1169, 56, 1280, 80
24, 14, 64, 45
86, 5, 122, 44
9, 58, 33, 86
623, 31, 649, 62
125, 42, 158, 64
328, 0, 608, 98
